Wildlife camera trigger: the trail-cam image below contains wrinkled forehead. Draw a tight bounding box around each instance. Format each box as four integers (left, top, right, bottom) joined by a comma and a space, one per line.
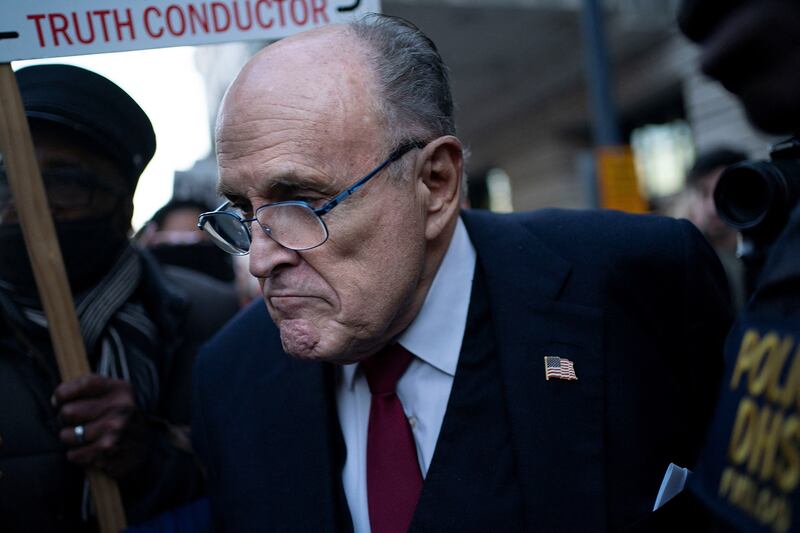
216, 28, 387, 184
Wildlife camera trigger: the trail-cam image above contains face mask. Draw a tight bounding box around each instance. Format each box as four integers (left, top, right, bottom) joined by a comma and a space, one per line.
148, 241, 235, 283
0, 216, 128, 297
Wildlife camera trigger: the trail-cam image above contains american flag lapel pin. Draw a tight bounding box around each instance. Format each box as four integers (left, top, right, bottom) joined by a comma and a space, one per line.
544, 356, 578, 381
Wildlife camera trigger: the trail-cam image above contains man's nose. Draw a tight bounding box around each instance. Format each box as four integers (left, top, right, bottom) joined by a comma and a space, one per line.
248, 225, 301, 279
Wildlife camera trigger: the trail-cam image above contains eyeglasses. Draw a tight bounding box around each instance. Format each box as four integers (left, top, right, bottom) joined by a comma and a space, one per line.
198, 140, 427, 255
0, 167, 125, 221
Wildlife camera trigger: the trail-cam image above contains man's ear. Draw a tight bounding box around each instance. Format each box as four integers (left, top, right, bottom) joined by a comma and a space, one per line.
418, 135, 463, 241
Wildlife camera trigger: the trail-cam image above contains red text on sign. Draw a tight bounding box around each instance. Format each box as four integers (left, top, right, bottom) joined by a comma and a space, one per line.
28, 9, 136, 47
25, 0, 329, 48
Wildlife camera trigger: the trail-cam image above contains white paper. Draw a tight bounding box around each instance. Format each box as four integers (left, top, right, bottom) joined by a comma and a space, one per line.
653, 463, 691, 511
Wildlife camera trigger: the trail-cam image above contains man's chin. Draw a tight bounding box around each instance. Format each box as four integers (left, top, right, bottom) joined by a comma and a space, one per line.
275, 318, 341, 362
278, 318, 322, 358
276, 319, 370, 365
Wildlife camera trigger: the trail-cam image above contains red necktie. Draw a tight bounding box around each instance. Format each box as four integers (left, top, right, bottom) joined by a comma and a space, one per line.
362, 343, 422, 533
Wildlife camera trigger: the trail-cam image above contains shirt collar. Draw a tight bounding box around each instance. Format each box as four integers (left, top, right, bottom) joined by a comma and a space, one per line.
341, 217, 476, 389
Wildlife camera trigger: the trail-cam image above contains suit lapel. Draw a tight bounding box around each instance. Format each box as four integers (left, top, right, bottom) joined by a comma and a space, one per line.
239, 329, 351, 531
462, 210, 607, 530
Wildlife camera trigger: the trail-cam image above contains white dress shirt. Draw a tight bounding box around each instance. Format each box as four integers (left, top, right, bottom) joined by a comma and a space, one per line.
336, 217, 477, 533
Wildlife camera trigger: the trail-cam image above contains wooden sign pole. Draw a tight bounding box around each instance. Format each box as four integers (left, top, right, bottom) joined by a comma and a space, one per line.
0, 63, 126, 532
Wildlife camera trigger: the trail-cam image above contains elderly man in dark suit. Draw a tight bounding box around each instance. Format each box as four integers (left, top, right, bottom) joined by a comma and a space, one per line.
193, 14, 732, 532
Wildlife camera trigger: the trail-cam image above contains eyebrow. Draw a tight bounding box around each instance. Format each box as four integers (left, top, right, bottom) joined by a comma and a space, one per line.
267, 175, 340, 197
217, 172, 340, 201
216, 181, 241, 199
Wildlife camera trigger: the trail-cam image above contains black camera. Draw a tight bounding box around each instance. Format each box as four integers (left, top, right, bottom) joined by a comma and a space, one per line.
713, 136, 800, 293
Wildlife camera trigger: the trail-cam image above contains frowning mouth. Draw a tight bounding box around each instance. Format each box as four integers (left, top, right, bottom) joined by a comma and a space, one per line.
267, 295, 326, 312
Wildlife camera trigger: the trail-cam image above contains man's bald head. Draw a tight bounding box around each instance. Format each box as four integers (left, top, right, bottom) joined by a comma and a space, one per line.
217, 25, 386, 168
218, 15, 455, 154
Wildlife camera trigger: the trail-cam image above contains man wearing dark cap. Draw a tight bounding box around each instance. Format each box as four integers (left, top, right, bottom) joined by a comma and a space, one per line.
0, 64, 237, 531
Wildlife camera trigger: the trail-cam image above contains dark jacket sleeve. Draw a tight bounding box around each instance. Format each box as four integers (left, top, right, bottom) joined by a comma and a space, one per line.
676, 219, 735, 465
120, 418, 207, 525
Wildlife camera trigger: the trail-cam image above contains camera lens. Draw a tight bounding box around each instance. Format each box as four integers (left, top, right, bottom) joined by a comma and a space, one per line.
714, 162, 774, 229
714, 159, 800, 240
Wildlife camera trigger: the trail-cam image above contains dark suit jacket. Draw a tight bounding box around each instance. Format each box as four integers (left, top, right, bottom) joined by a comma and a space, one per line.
192, 208, 733, 532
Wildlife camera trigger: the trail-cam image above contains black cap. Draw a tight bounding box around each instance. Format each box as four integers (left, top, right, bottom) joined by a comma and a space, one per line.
15, 64, 156, 191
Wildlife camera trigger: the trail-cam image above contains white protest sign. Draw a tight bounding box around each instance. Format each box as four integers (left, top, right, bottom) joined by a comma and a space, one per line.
0, 0, 379, 61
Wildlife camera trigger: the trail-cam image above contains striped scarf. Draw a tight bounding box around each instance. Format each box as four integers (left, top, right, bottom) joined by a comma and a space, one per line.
1, 244, 160, 411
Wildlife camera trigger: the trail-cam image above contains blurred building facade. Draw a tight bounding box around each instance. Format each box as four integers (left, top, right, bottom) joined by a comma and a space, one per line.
175, 0, 778, 213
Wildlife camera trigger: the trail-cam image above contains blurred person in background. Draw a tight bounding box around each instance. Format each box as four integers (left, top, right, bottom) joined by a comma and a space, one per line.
685, 147, 747, 310
137, 198, 236, 284
0, 64, 235, 531
137, 198, 259, 307
678, 0, 800, 136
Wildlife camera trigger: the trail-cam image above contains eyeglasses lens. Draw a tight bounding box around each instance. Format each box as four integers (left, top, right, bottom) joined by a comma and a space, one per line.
257, 203, 328, 251
204, 212, 251, 255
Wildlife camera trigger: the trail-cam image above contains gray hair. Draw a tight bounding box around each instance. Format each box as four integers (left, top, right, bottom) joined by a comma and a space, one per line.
349, 14, 456, 147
